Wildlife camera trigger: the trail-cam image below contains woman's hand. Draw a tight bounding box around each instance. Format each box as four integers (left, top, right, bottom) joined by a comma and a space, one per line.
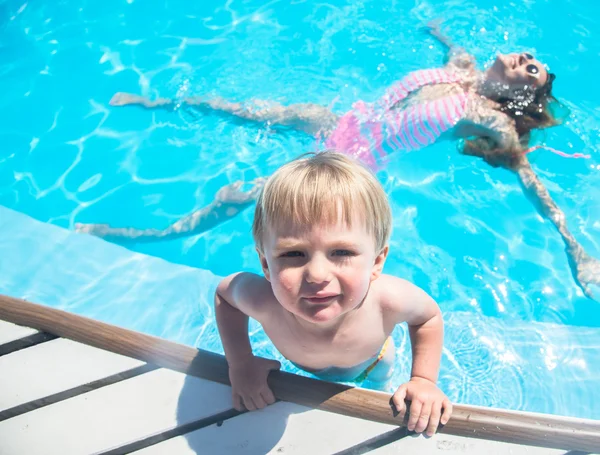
570, 244, 600, 300
423, 20, 453, 50
392, 377, 453, 437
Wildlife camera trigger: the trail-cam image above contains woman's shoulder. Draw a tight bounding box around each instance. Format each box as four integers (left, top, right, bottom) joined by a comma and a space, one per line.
463, 94, 513, 125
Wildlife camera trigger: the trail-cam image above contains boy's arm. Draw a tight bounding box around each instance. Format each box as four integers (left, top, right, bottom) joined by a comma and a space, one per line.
407, 295, 444, 385
380, 277, 452, 436
215, 274, 253, 366
215, 273, 280, 411
215, 272, 267, 365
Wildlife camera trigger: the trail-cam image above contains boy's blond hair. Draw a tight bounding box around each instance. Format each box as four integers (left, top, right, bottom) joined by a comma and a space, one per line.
252, 152, 391, 253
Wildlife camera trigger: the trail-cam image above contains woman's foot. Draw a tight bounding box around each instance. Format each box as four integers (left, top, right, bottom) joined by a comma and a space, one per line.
215, 178, 266, 205
74, 222, 111, 237
109, 92, 143, 106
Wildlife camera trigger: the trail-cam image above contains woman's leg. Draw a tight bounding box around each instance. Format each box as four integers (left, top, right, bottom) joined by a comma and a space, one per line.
200, 97, 339, 136
75, 178, 265, 243
109, 92, 338, 136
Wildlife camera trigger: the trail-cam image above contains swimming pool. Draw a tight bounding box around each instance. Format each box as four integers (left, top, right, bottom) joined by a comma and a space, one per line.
1, 0, 599, 419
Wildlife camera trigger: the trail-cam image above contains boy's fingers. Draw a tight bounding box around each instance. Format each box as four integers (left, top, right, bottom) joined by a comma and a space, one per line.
441, 398, 453, 424
414, 402, 432, 434
407, 400, 423, 432
262, 387, 276, 405
426, 402, 442, 436
243, 395, 257, 411
267, 359, 281, 371
392, 385, 407, 418
252, 394, 268, 410
232, 393, 244, 412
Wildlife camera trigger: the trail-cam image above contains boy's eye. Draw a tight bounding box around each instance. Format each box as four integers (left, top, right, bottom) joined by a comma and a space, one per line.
280, 251, 304, 258
332, 249, 355, 257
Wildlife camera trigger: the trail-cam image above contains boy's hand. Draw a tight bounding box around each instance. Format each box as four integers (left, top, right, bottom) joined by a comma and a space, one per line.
228, 356, 281, 411
392, 377, 452, 437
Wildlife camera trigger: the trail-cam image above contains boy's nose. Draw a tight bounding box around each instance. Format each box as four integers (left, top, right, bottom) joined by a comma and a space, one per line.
304, 256, 331, 284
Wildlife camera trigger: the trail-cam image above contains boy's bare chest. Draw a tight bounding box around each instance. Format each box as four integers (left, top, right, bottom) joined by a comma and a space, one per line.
261, 309, 391, 370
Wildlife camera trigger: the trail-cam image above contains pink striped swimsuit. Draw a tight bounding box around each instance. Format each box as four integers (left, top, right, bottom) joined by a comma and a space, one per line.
324, 68, 468, 168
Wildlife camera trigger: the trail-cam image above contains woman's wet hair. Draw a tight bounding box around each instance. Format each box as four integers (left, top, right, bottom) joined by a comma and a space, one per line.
497, 72, 559, 136
464, 73, 560, 169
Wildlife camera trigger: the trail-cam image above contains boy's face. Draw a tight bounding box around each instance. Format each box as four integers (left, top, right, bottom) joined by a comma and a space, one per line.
258, 213, 389, 325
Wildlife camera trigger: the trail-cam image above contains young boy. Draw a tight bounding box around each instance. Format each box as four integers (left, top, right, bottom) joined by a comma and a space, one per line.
215, 152, 452, 436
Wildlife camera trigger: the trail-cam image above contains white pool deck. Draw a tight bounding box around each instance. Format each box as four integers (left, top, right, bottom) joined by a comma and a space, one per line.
1, 207, 599, 454
1, 318, 597, 455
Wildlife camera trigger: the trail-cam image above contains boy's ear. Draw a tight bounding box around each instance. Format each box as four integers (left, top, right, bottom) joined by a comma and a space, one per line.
371, 245, 389, 282
257, 249, 271, 282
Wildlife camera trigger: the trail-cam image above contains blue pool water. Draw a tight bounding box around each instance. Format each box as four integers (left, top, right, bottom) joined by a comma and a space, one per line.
1, 0, 599, 419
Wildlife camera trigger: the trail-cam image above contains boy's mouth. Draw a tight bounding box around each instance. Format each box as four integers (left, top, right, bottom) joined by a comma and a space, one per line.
303, 294, 340, 304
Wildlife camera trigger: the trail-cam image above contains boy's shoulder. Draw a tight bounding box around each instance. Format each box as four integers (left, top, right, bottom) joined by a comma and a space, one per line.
372, 273, 421, 295
371, 274, 436, 318
217, 272, 277, 318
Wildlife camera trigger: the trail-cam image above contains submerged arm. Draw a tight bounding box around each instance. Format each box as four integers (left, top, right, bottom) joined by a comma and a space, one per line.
424, 20, 453, 53
516, 161, 600, 299
460, 101, 524, 169
423, 20, 473, 68
75, 179, 265, 243
459, 103, 600, 298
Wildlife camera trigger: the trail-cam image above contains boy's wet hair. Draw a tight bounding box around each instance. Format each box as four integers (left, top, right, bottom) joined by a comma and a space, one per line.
252, 152, 392, 253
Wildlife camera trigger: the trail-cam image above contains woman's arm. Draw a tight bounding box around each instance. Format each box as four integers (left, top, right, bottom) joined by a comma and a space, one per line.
459, 101, 524, 168
516, 161, 600, 299
423, 21, 474, 69
75, 179, 264, 243
460, 103, 599, 298
424, 20, 453, 53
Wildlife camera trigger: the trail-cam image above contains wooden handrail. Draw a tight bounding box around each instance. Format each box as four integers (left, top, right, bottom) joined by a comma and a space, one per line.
1, 294, 599, 452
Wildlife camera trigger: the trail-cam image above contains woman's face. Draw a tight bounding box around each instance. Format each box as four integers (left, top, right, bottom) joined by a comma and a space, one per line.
487, 52, 548, 89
